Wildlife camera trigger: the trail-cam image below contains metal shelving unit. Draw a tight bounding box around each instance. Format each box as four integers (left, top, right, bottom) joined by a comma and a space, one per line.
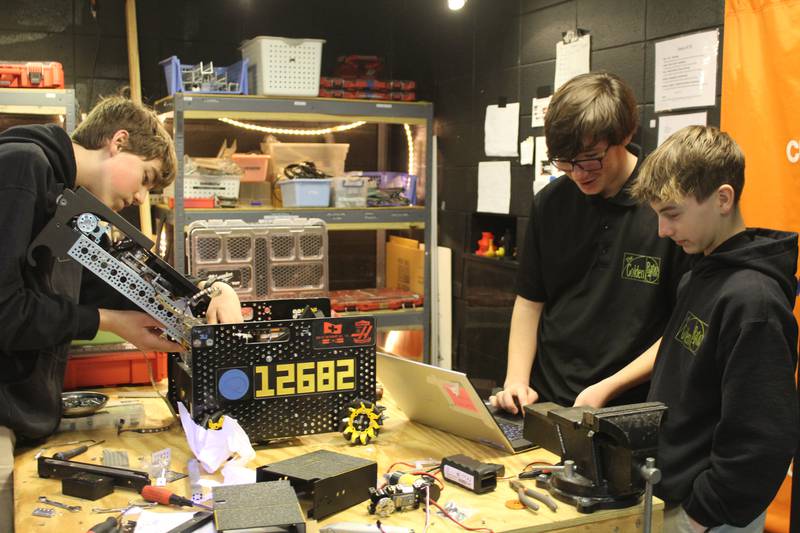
0, 88, 77, 132
151, 204, 426, 229
154, 93, 436, 358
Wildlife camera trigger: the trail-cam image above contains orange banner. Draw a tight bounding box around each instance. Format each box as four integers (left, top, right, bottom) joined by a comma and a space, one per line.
721, 1, 800, 531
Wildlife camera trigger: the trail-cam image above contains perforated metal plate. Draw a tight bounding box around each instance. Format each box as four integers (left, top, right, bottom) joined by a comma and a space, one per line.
299, 233, 324, 259
184, 316, 375, 441
182, 175, 240, 199
196, 236, 222, 263
227, 236, 252, 261
271, 263, 325, 292
68, 235, 187, 340
270, 234, 294, 260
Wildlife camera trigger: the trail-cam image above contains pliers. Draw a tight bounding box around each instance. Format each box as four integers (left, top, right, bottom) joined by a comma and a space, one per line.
509, 480, 558, 512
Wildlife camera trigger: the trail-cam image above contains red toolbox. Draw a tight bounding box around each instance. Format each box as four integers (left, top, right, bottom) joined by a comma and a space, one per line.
319, 88, 416, 101
63, 351, 168, 390
321, 77, 416, 91
0, 61, 64, 88
330, 288, 424, 312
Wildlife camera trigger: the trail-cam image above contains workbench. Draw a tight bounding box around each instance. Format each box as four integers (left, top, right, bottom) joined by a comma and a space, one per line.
14, 384, 663, 532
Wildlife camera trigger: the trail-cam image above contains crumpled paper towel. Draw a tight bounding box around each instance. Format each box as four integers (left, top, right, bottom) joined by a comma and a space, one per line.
178, 402, 256, 484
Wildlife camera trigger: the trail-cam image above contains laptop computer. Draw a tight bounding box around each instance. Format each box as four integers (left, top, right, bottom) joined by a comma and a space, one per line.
376, 352, 534, 454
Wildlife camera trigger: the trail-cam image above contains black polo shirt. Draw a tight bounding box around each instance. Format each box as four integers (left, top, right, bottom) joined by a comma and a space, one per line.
515, 145, 689, 406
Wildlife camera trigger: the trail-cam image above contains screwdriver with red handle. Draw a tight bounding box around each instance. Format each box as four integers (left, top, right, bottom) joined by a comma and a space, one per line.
141, 484, 213, 510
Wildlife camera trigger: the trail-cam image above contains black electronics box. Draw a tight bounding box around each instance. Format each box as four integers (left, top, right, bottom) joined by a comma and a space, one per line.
256, 450, 377, 519
212, 480, 305, 533
62, 472, 114, 500
440, 454, 504, 494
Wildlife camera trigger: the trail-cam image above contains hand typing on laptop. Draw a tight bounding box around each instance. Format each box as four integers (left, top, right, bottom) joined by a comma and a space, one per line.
490, 384, 538, 416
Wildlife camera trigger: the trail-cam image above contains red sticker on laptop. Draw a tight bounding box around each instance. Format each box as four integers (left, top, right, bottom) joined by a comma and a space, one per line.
441, 381, 479, 412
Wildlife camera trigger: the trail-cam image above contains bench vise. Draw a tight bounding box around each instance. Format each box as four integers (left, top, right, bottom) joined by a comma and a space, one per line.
523, 401, 666, 519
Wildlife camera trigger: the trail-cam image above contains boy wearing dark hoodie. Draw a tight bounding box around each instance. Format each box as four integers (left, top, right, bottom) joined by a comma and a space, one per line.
0, 96, 242, 531
631, 125, 799, 533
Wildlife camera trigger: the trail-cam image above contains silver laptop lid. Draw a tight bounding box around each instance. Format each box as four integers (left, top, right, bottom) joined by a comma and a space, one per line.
377, 352, 514, 453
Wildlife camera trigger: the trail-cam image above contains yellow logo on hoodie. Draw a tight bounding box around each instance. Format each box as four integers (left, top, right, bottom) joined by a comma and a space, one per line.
675, 311, 709, 355
621, 253, 661, 284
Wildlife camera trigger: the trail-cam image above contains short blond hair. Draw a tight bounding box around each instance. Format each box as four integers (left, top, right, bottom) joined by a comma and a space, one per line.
71, 95, 176, 189
631, 126, 744, 205
545, 71, 639, 159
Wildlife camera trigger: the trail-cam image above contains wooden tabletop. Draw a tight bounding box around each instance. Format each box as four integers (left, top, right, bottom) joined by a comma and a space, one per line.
15, 385, 663, 532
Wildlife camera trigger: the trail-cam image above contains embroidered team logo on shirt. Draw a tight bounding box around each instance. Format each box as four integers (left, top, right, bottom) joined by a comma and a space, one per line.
675, 311, 709, 354
621, 253, 661, 284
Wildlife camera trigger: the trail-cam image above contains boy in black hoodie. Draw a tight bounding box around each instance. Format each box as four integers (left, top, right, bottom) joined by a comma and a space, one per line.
631, 125, 799, 533
0, 96, 242, 532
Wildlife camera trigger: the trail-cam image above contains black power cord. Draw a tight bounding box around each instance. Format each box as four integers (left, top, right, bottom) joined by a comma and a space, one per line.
283, 161, 329, 180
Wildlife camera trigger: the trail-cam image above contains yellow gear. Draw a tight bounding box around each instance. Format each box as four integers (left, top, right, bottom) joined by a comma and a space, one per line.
341, 400, 385, 445
206, 416, 225, 430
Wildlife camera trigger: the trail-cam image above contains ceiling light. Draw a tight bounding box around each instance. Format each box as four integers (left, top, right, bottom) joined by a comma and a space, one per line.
448, 0, 465, 10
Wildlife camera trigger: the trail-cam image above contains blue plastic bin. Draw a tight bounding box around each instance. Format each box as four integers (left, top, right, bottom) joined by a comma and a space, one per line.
160, 55, 248, 95
277, 178, 332, 207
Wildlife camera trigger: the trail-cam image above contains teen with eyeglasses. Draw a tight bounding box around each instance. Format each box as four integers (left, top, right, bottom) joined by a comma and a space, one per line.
490, 72, 690, 413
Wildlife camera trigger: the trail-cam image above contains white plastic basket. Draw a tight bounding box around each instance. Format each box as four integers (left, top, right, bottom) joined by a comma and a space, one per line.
165, 174, 240, 199
241, 36, 325, 96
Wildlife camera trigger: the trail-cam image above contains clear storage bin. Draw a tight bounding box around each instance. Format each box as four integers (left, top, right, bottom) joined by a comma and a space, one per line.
332, 177, 368, 207
238, 181, 272, 207
276, 178, 332, 207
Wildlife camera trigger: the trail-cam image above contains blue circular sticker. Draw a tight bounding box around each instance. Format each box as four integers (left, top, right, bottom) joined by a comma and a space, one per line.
218, 369, 249, 401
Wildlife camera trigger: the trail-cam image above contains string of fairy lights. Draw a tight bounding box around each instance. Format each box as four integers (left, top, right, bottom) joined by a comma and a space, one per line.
217, 117, 416, 175
217, 117, 366, 136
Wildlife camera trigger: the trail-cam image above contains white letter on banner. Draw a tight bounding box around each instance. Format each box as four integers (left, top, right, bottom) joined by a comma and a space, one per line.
787, 139, 800, 164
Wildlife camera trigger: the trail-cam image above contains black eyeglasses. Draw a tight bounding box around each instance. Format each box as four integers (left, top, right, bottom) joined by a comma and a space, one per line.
550, 149, 609, 172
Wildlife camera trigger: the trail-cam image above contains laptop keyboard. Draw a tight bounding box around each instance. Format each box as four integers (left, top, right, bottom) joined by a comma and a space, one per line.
498, 420, 524, 441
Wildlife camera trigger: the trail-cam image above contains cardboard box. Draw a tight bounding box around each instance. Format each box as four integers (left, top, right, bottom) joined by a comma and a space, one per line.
386, 236, 424, 293
267, 142, 349, 182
